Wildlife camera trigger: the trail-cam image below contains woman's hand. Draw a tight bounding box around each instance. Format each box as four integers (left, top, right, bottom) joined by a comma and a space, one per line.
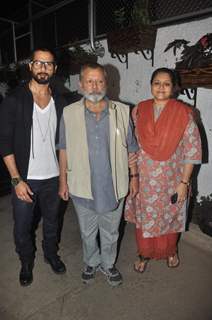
175, 182, 188, 203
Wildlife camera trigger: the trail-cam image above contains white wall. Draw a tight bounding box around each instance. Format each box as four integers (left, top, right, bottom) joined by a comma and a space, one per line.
68, 17, 212, 198
152, 17, 212, 198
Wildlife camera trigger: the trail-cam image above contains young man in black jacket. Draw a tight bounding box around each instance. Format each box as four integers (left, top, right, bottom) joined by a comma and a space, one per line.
0, 48, 67, 286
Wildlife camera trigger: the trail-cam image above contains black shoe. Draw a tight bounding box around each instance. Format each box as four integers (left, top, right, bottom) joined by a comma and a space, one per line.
45, 256, 66, 274
19, 263, 34, 287
99, 265, 123, 287
81, 265, 98, 284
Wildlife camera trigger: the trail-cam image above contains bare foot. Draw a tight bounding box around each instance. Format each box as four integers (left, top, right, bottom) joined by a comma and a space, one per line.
134, 256, 150, 273
167, 253, 180, 268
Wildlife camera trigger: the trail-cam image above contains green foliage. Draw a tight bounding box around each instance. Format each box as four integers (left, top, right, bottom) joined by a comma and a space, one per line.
113, 7, 126, 28
113, 0, 150, 29
132, 0, 150, 26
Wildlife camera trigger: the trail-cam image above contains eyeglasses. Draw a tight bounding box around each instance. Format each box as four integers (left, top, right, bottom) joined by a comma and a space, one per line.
30, 60, 55, 70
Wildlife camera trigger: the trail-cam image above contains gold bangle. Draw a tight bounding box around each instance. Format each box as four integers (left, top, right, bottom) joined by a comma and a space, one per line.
180, 180, 190, 186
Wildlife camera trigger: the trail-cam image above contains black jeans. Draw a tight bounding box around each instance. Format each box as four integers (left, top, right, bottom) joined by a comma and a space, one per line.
12, 177, 60, 263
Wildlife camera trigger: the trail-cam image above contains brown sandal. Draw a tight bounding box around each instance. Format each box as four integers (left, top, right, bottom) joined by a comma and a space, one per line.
167, 253, 180, 268
134, 256, 150, 273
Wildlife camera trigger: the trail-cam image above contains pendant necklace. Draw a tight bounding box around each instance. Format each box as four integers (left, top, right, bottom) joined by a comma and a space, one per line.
35, 104, 52, 142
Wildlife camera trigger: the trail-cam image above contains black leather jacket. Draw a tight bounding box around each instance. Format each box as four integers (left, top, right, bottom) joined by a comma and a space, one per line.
0, 83, 67, 179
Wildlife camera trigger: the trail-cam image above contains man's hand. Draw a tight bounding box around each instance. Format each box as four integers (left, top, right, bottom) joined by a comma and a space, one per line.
129, 176, 139, 198
128, 153, 137, 168
58, 149, 69, 201
59, 181, 69, 201
15, 181, 34, 203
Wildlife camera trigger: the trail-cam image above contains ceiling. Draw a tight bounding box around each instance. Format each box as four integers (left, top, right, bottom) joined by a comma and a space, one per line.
0, 1, 61, 21
0, 0, 75, 39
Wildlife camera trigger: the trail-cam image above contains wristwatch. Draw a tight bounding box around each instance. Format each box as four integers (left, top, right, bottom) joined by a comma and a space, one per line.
11, 177, 23, 187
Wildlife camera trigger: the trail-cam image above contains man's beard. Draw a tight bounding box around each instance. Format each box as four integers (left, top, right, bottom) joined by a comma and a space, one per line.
82, 89, 106, 103
31, 73, 51, 85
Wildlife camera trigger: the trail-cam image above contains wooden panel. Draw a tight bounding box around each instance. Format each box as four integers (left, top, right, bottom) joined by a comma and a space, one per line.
178, 65, 212, 89
107, 25, 157, 55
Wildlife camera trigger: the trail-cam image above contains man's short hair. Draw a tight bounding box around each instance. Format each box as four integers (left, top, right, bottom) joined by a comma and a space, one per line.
30, 47, 56, 63
79, 62, 107, 81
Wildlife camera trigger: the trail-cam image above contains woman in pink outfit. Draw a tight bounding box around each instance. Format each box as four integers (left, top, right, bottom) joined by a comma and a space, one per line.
125, 68, 202, 272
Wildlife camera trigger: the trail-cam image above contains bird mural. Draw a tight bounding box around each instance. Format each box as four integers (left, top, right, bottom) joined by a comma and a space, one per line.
164, 39, 190, 56
164, 33, 212, 69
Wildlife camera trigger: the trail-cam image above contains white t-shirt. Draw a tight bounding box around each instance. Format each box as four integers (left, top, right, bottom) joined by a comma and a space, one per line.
27, 98, 59, 180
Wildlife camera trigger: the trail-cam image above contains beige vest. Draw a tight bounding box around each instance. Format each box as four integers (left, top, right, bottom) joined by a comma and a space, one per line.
63, 98, 130, 200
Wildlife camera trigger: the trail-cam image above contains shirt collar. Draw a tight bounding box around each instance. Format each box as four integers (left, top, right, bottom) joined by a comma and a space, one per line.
84, 97, 109, 116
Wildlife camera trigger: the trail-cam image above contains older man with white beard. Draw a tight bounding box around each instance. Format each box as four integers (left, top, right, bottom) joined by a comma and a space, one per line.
58, 63, 138, 287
